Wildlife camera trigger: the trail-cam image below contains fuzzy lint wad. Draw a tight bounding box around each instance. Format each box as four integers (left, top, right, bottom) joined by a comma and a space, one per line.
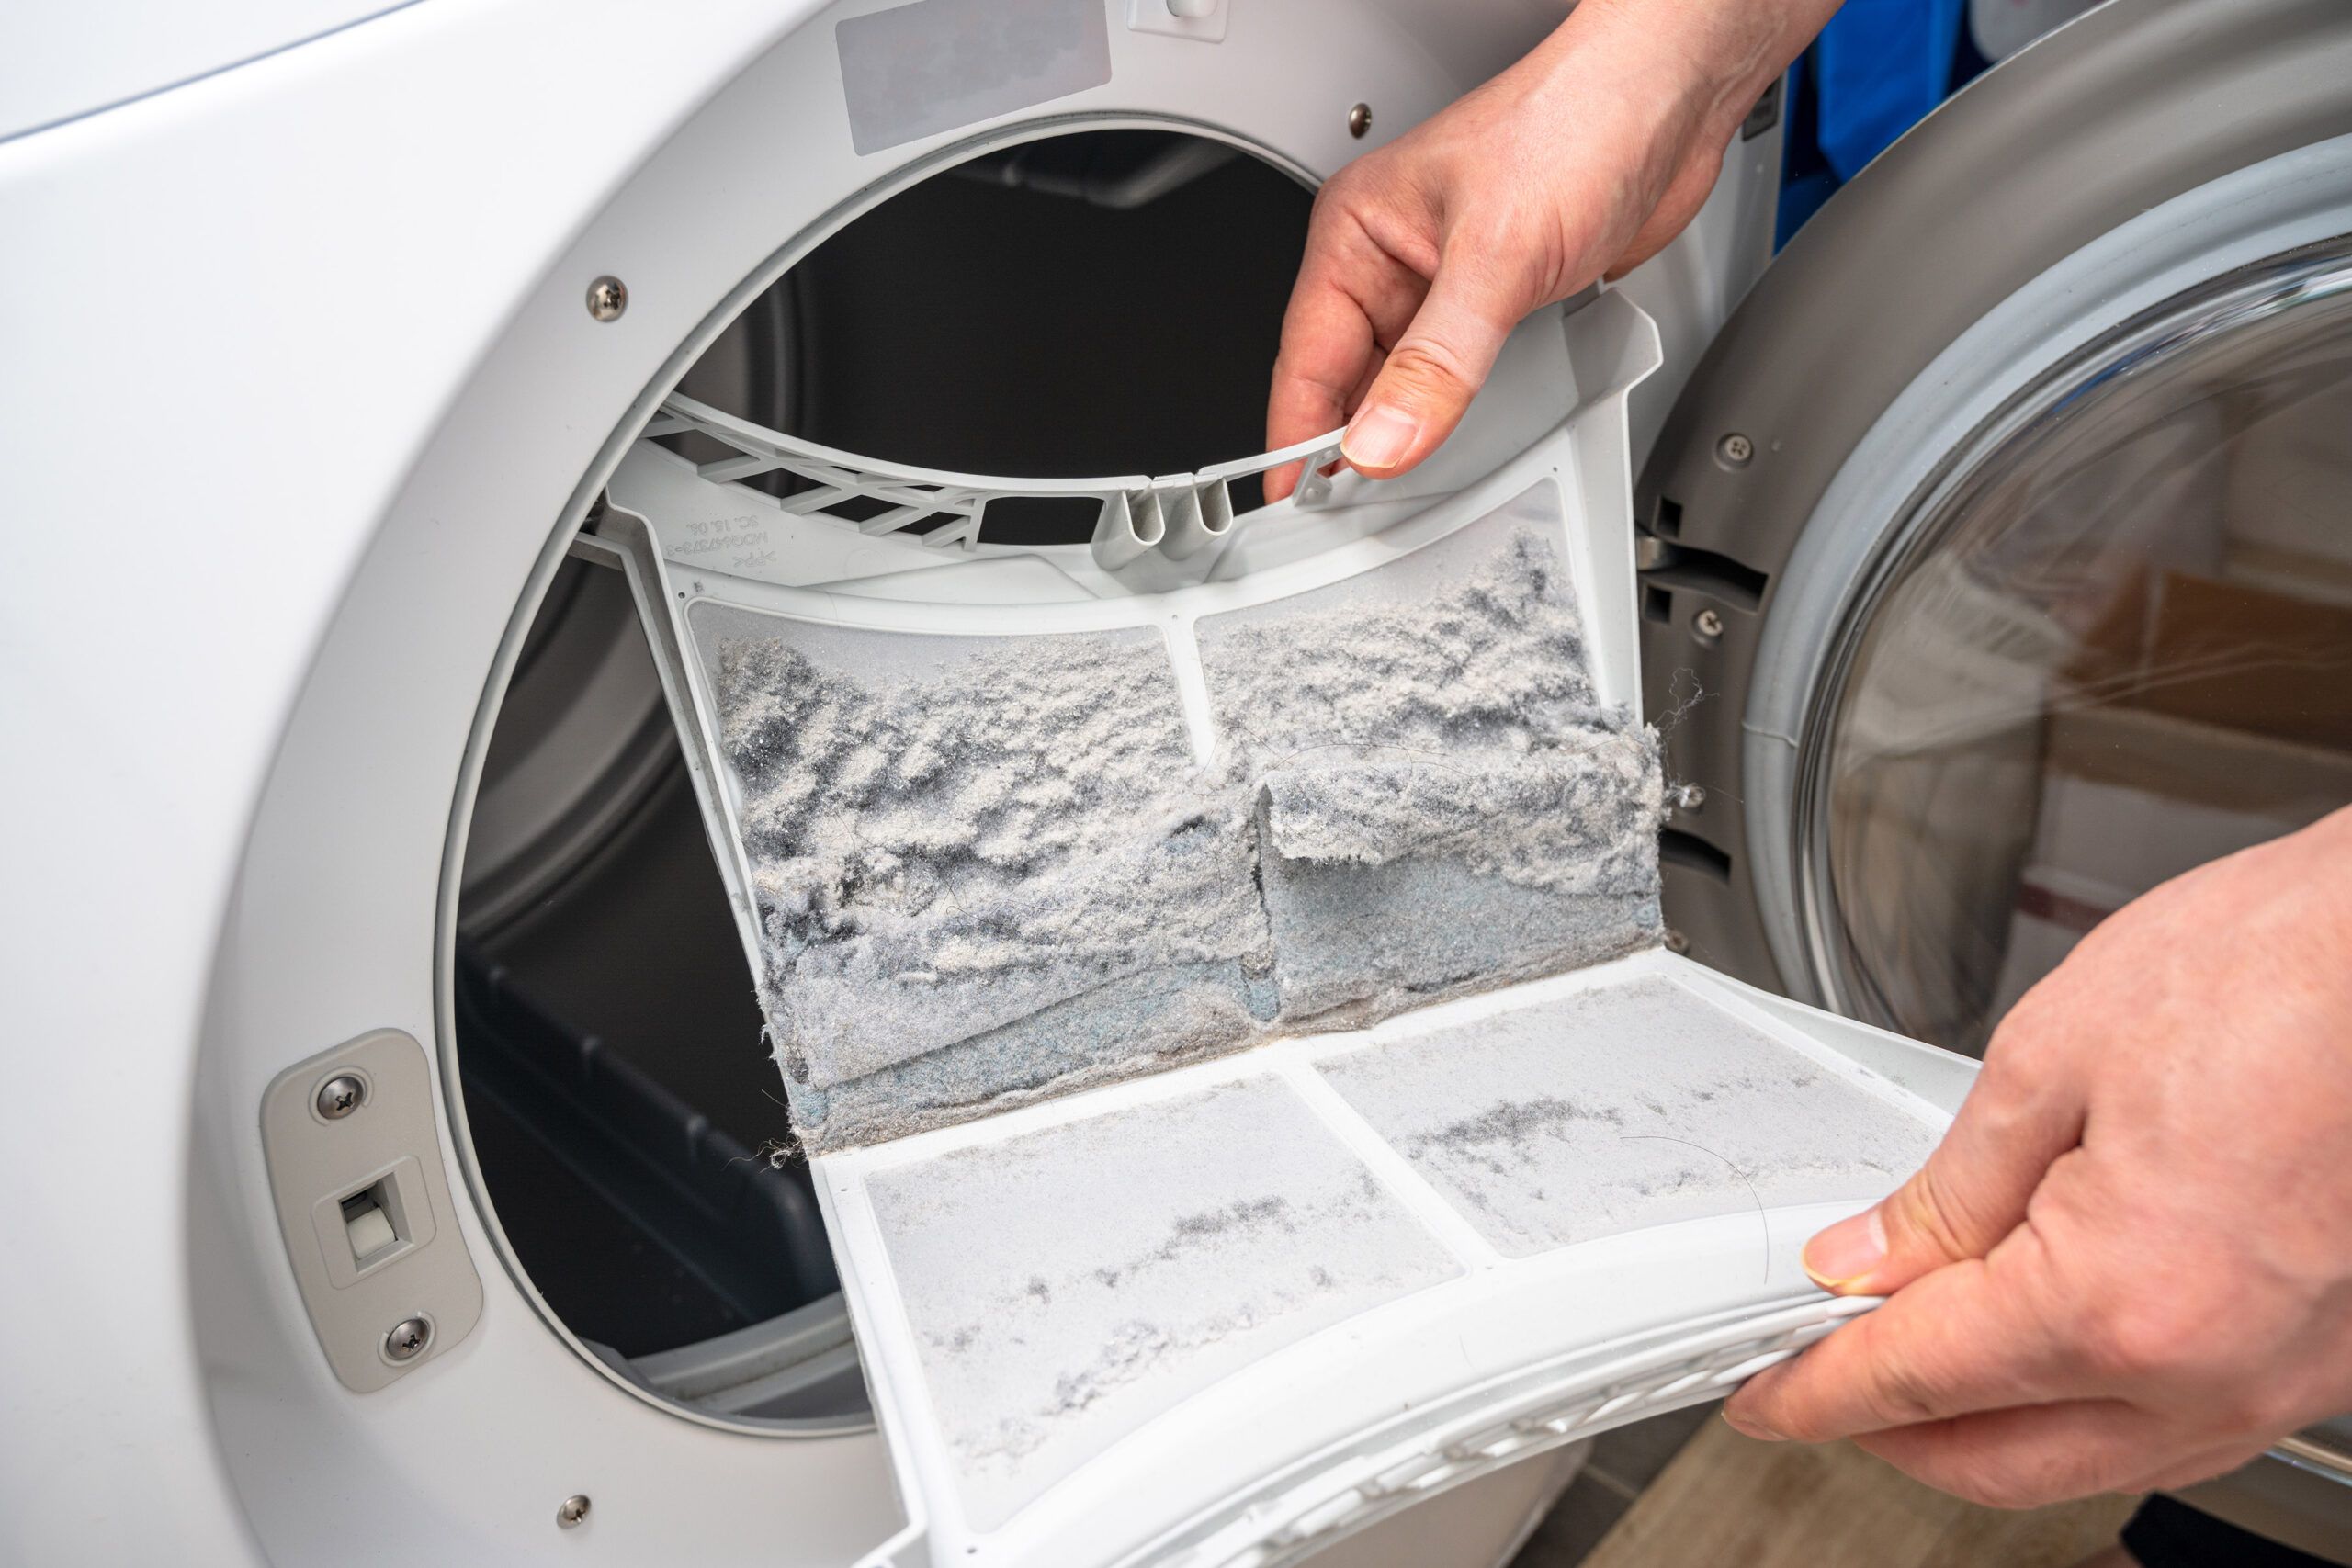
601, 288, 1981, 1568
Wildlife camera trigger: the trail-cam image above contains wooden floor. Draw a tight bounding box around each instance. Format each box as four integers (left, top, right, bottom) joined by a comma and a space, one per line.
1519, 1413, 2136, 1568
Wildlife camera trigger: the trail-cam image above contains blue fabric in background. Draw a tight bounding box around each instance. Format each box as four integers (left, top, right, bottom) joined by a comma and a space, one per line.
1776, 0, 1984, 245
1814, 0, 1968, 178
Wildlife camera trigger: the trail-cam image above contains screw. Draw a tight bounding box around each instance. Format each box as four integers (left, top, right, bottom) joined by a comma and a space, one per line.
1693, 608, 1725, 643
1664, 929, 1691, 955
1715, 432, 1755, 468
1348, 103, 1374, 139
315, 1074, 367, 1120
585, 276, 628, 322
1669, 783, 1707, 812
557, 1495, 592, 1530
383, 1316, 433, 1362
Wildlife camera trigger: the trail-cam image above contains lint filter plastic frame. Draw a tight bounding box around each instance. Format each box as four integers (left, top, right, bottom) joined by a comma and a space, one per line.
599, 290, 1979, 1568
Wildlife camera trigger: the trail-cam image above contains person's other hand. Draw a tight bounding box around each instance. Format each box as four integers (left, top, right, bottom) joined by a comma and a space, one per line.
1264, 0, 1836, 500
1724, 805, 2352, 1506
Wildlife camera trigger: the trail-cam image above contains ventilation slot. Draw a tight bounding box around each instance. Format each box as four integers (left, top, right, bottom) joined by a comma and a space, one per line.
1639, 542, 1768, 613
652, 393, 1345, 571
1658, 827, 1733, 883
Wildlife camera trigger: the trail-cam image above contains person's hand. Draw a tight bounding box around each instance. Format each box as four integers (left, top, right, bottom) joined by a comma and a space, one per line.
1724, 805, 2352, 1506
1264, 0, 1837, 500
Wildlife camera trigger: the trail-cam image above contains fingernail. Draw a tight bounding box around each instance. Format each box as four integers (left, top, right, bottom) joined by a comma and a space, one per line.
1722, 1407, 1786, 1443
1803, 1207, 1887, 1290
1341, 404, 1419, 471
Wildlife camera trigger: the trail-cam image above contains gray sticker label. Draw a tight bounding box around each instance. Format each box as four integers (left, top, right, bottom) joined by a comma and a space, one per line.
836, 0, 1113, 156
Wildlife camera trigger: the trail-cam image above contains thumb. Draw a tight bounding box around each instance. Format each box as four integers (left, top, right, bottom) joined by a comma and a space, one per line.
1340, 252, 1524, 480
1804, 1040, 2086, 1296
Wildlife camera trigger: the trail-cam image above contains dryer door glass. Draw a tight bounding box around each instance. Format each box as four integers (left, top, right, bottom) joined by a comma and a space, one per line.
1815, 249, 2352, 1052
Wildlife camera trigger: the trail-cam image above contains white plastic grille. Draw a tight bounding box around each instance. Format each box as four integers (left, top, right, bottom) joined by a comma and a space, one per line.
648, 391, 1350, 570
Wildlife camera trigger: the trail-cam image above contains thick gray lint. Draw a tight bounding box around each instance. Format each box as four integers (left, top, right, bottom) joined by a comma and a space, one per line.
697, 491, 1664, 1148
861, 1078, 1458, 1530
1200, 513, 1663, 1028
1257, 738, 1660, 892
1317, 976, 1941, 1258
1198, 513, 1620, 754
1254, 846, 1662, 1021
776, 959, 1268, 1150
703, 611, 1271, 1145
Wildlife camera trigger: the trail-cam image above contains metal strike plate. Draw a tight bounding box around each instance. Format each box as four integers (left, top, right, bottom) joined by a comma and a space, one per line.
260, 1030, 483, 1392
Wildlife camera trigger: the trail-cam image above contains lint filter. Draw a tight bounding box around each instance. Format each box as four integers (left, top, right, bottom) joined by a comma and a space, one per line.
598, 290, 1978, 1568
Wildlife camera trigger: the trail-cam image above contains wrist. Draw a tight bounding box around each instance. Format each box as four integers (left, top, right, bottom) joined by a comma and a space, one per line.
1540, 0, 1833, 138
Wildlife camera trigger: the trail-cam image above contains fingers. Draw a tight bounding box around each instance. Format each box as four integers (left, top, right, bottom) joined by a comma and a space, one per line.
1852, 1404, 2269, 1510
1264, 205, 1426, 502
1802, 1032, 2086, 1297
1725, 1229, 2083, 1443
1338, 246, 1526, 480
1262, 283, 1377, 502
1852, 1401, 2186, 1509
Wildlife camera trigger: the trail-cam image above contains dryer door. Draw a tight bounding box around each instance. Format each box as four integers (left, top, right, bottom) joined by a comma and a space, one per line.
1641, 0, 2352, 1041
1638, 0, 2352, 1551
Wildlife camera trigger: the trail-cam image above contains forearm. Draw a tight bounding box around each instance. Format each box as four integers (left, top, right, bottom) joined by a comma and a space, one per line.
1510, 0, 1840, 197
1527, 0, 1842, 137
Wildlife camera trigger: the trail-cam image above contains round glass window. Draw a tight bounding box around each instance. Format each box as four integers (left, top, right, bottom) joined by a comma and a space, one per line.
1809, 246, 2352, 1054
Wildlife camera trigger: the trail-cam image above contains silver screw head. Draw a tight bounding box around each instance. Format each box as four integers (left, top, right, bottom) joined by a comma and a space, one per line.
1693, 607, 1725, 642
1348, 103, 1373, 139
1715, 432, 1755, 468
585, 276, 628, 322
315, 1074, 367, 1120
557, 1495, 592, 1530
1668, 782, 1707, 812
383, 1316, 433, 1362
